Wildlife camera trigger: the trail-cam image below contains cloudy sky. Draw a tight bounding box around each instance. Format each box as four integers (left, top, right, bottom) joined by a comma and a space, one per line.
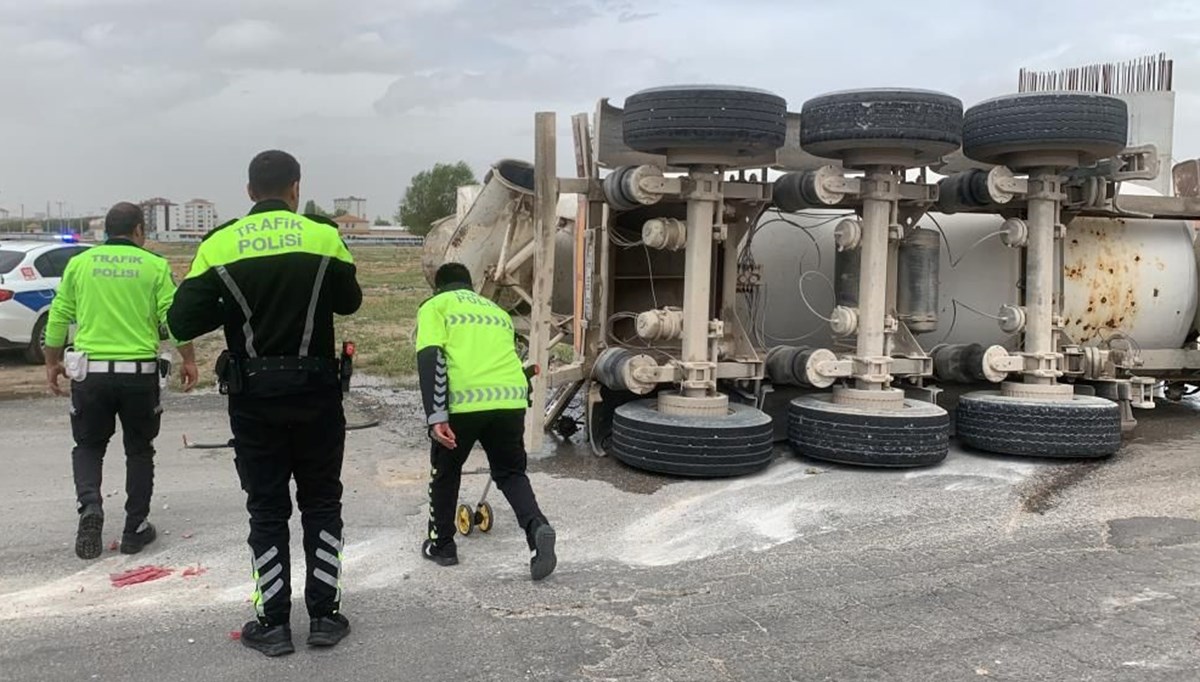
0, 0, 1197, 222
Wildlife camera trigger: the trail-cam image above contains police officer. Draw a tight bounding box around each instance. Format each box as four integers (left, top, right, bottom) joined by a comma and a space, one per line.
416, 262, 557, 581
167, 150, 362, 657
44, 202, 199, 560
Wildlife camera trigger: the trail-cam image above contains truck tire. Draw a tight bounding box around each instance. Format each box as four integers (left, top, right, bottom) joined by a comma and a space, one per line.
788, 394, 950, 467
962, 93, 1128, 166
611, 399, 775, 477
799, 89, 963, 164
24, 315, 47, 365
622, 86, 788, 155
955, 391, 1121, 458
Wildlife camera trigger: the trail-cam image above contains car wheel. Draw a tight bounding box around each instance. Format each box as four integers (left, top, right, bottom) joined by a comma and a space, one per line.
24, 315, 47, 365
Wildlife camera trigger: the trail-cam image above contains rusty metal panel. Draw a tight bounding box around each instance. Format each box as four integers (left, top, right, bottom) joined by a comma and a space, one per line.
1061, 216, 1197, 349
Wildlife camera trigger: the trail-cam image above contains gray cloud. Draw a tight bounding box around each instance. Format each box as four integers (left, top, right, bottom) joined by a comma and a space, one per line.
0, 0, 1195, 222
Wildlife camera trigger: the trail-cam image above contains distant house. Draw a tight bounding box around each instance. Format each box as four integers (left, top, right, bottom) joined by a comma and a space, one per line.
0, 207, 10, 220
334, 196, 366, 217
333, 214, 370, 234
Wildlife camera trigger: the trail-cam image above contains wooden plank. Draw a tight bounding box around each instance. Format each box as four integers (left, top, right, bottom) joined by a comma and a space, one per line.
571, 113, 592, 361
524, 112, 558, 453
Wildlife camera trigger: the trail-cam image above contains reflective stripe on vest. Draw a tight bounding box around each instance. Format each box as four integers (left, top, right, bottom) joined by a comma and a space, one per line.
444, 313, 513, 329
450, 386, 528, 406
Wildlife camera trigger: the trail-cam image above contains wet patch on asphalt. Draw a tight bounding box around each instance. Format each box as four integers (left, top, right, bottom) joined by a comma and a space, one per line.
1018, 460, 1106, 514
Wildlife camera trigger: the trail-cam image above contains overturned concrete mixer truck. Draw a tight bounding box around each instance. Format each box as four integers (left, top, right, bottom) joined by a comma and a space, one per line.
422, 54, 1200, 478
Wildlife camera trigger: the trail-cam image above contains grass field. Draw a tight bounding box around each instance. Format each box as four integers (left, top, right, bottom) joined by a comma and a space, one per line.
152, 242, 429, 387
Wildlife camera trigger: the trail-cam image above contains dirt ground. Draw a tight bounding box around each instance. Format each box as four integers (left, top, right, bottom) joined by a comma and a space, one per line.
0, 350, 43, 399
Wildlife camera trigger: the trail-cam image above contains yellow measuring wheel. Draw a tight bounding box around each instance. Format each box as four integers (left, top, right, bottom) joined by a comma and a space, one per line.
455, 504, 474, 536
475, 501, 494, 533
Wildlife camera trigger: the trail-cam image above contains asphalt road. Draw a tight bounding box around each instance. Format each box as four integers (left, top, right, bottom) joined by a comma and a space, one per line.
1, 387, 1198, 681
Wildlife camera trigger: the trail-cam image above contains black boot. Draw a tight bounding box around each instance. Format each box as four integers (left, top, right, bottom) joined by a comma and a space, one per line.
120, 522, 157, 555
421, 539, 459, 566
527, 519, 557, 581
75, 504, 104, 560
241, 621, 294, 657
308, 613, 351, 648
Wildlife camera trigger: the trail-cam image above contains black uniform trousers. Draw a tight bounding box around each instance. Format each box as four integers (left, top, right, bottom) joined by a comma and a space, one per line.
70, 371, 161, 534
230, 384, 345, 626
428, 408, 547, 548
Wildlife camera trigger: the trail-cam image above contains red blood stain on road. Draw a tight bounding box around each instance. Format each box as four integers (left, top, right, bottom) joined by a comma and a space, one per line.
182, 566, 207, 578
110, 566, 174, 588
228, 631, 242, 641
108, 540, 119, 552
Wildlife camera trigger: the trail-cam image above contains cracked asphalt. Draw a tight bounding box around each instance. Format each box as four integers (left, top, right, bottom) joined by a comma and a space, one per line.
1, 386, 1199, 681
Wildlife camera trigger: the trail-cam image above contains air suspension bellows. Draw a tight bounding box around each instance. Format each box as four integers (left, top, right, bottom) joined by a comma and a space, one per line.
896, 227, 940, 334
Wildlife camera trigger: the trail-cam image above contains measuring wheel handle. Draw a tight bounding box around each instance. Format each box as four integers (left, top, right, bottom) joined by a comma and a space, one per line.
455, 504, 474, 536
475, 502, 494, 533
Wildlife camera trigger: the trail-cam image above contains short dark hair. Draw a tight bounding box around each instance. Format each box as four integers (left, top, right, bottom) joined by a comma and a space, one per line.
105, 202, 144, 237
248, 150, 301, 197
435, 262, 472, 289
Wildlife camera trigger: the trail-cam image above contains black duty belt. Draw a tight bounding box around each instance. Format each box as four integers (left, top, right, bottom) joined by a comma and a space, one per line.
243, 356, 337, 374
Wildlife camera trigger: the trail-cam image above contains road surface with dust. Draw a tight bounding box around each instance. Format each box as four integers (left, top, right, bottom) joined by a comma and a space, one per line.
1, 385, 1199, 681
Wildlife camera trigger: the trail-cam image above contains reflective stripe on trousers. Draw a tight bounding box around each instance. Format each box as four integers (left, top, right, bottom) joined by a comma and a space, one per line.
314, 530, 343, 603
251, 545, 284, 616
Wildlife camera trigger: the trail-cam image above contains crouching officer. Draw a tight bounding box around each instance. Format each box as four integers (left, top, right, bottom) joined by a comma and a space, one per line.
416, 262, 557, 581
167, 150, 362, 657
44, 202, 199, 560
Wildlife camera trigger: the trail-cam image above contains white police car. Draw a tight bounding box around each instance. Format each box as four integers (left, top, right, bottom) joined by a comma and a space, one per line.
0, 238, 90, 363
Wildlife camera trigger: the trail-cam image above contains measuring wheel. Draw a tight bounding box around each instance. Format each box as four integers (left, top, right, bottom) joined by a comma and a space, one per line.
956, 390, 1121, 458
611, 399, 774, 478
455, 504, 474, 537
788, 392, 950, 468
475, 502, 494, 534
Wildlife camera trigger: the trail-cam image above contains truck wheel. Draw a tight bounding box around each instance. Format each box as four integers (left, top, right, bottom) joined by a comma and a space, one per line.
788, 394, 950, 467
799, 89, 963, 165
24, 315, 47, 365
611, 399, 774, 477
622, 85, 788, 156
955, 391, 1121, 458
962, 93, 1128, 167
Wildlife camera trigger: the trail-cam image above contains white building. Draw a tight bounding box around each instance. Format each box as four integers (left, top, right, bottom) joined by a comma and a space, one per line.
334, 196, 366, 217
140, 198, 180, 234
182, 199, 218, 233
0, 207, 9, 220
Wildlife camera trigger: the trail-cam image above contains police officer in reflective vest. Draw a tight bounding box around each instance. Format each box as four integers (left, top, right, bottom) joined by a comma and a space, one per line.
416, 262, 557, 580
168, 150, 362, 657
44, 202, 199, 560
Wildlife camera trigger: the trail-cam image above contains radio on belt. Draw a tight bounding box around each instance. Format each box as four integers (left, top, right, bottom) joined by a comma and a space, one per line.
340, 341, 355, 392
